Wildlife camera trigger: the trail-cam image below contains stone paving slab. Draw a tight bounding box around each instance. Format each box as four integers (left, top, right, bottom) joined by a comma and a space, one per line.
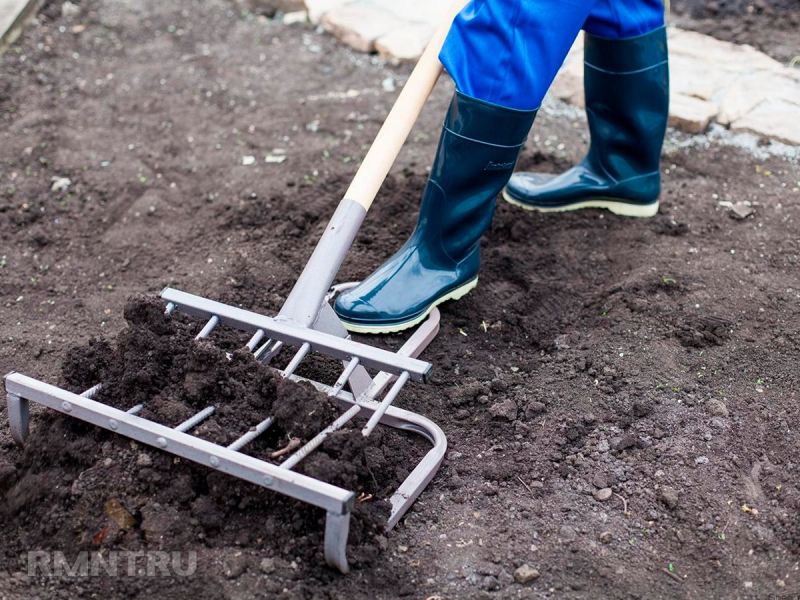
0, 0, 39, 49
303, 0, 800, 145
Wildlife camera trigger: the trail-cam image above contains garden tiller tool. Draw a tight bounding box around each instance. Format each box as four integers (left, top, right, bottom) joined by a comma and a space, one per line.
4, 0, 470, 574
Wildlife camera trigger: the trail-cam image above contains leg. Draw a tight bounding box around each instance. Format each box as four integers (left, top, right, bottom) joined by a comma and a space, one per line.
334, 0, 596, 333
439, 0, 600, 111
504, 0, 669, 216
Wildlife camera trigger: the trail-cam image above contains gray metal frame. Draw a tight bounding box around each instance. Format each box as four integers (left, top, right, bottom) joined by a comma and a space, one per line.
3, 294, 445, 573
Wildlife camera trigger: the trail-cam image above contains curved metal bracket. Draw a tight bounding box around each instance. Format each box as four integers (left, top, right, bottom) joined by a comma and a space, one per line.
324, 511, 351, 573
7, 388, 29, 446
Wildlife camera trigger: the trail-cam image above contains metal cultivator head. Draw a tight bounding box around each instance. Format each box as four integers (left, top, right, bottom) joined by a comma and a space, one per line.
4, 285, 446, 573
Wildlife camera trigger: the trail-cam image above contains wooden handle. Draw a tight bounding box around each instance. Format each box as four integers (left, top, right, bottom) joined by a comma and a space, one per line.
344, 0, 469, 211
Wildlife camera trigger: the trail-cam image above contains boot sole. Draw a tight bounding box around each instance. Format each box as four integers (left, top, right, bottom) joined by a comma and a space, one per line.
338, 277, 479, 335
502, 189, 659, 218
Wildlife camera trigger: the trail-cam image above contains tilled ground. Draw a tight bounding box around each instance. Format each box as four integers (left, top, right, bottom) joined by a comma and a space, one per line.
1, 0, 799, 598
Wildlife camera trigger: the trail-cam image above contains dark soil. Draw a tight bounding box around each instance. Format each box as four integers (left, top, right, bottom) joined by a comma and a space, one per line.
672, 0, 800, 62
1, 0, 799, 599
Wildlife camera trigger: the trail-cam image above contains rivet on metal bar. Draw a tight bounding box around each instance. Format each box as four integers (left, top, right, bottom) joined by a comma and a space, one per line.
165, 302, 176, 315
175, 406, 215, 433
281, 404, 361, 471
329, 357, 360, 398
246, 329, 266, 351
195, 316, 220, 340
362, 371, 410, 437
282, 342, 311, 378
227, 416, 275, 452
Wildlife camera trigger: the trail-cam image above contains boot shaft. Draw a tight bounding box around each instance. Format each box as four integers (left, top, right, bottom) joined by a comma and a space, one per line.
583, 27, 669, 183
420, 92, 537, 261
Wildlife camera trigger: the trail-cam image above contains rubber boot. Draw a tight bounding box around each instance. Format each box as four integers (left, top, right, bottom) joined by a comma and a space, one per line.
334, 92, 537, 334
503, 26, 669, 217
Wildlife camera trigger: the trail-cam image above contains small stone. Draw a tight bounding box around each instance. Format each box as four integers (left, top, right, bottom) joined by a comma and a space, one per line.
137, 453, 152, 466
482, 575, 500, 591
282, 10, 308, 25
525, 401, 546, 418
559, 525, 577, 543
381, 76, 395, 92
259, 557, 275, 574
659, 486, 679, 509
265, 153, 287, 164
592, 472, 612, 489
596, 439, 610, 453
375, 535, 389, 552
614, 433, 639, 452
695, 456, 709, 465
498, 568, 514, 585
514, 564, 540, 584
593, 488, 612, 502
50, 177, 71, 192
223, 554, 249, 579
490, 378, 508, 392
489, 398, 518, 422
62, 1, 81, 17
599, 531, 613, 544
729, 203, 754, 220
705, 399, 729, 417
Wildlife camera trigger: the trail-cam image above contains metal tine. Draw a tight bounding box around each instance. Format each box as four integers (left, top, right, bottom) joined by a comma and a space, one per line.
83, 385, 144, 414
253, 338, 273, 358
281, 404, 361, 471
329, 357, 360, 398
254, 339, 284, 362
80, 384, 102, 399
165, 302, 176, 315
195, 316, 220, 340
175, 406, 215, 433
362, 371, 410, 437
228, 416, 275, 452
246, 329, 266, 351
282, 342, 311, 378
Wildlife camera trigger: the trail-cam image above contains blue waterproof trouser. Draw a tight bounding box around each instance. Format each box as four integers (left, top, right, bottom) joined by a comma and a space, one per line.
440, 0, 665, 110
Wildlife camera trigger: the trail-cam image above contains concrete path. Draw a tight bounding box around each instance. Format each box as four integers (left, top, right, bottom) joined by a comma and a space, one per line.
0, 0, 38, 49
302, 0, 800, 145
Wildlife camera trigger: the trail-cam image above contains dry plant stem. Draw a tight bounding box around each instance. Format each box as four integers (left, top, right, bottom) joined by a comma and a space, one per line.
271, 437, 302, 459
516, 475, 534, 495
662, 568, 683, 583
613, 492, 629, 516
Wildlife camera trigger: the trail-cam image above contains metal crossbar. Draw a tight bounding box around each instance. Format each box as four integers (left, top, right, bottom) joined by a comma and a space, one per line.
160, 288, 432, 382
3, 290, 446, 573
